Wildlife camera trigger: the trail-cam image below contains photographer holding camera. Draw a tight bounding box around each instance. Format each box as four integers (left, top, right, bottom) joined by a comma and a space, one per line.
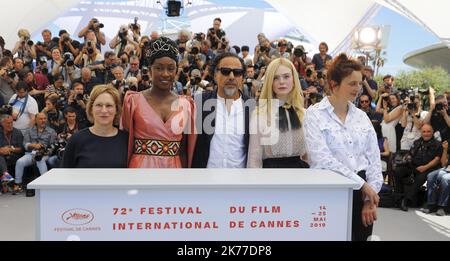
241, 65, 259, 99
109, 25, 139, 56
78, 18, 106, 49
186, 69, 206, 97
394, 124, 442, 211
12, 113, 57, 194
58, 30, 80, 58
59, 107, 81, 140
35, 29, 57, 62
0, 58, 16, 103
311, 42, 332, 71
124, 56, 141, 81
215, 36, 231, 55
187, 41, 205, 71
51, 49, 80, 84
277, 39, 291, 59
379, 74, 396, 95
0, 114, 24, 180
111, 66, 126, 92
8, 81, 39, 134
207, 18, 226, 50
361, 66, 378, 101
34, 57, 50, 90
138, 66, 151, 92
138, 36, 152, 67
73, 67, 101, 95
175, 59, 191, 87
41, 95, 64, 133
376, 92, 403, 153
12, 29, 36, 70
253, 38, 278, 68
66, 82, 89, 128
74, 40, 102, 69
400, 95, 428, 150
291, 45, 310, 78
423, 87, 450, 144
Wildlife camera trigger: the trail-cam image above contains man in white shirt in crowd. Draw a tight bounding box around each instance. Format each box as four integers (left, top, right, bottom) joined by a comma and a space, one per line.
192, 52, 254, 168
8, 81, 38, 134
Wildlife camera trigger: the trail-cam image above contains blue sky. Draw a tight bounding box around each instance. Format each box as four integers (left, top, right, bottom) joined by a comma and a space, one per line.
371, 7, 439, 75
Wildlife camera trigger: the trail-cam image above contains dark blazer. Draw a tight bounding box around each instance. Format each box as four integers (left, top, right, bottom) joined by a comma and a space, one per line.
192, 89, 254, 168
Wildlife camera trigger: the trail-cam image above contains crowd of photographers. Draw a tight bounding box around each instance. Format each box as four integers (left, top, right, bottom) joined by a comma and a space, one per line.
0, 16, 449, 215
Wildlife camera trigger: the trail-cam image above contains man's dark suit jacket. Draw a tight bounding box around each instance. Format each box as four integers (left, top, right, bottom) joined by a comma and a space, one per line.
191, 89, 254, 168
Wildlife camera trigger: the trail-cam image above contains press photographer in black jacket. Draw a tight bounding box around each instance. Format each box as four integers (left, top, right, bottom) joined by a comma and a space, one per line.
394, 124, 442, 211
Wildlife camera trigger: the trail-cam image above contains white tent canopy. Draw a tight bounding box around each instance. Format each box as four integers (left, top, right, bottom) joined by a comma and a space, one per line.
1, 0, 449, 52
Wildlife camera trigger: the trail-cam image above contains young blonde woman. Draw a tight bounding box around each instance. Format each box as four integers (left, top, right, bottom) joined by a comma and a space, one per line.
247, 58, 308, 168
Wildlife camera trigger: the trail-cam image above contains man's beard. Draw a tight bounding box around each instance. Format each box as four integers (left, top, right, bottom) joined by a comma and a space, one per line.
223, 87, 237, 98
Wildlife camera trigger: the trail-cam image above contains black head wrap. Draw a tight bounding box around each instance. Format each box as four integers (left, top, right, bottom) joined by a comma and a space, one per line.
148, 36, 179, 66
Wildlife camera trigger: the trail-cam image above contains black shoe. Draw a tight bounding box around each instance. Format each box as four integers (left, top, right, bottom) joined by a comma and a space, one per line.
400, 198, 409, 212
26, 189, 35, 197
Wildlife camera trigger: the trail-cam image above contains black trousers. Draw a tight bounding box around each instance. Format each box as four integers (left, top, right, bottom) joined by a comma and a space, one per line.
262, 156, 309, 168
352, 171, 374, 241
394, 166, 431, 205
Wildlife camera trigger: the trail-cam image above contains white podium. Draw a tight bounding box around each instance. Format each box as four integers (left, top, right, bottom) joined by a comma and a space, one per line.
28, 168, 358, 241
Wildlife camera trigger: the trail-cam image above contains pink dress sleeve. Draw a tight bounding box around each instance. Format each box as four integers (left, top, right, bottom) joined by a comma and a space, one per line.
120, 91, 139, 165
186, 97, 197, 168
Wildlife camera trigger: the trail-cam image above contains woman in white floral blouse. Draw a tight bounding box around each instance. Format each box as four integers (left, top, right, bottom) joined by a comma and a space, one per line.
303, 53, 383, 241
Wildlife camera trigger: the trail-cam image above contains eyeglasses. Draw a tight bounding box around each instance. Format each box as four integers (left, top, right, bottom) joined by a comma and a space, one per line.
217, 67, 244, 77
360, 100, 370, 104
93, 103, 116, 111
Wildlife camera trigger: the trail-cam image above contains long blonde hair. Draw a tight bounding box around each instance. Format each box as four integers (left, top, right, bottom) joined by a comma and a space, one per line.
258, 58, 305, 125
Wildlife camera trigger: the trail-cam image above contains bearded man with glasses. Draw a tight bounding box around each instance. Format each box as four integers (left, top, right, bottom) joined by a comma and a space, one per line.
192, 52, 255, 168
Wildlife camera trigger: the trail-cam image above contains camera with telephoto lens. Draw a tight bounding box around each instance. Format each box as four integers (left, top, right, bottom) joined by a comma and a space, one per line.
407, 102, 417, 111
417, 81, 430, 95
21, 37, 33, 46
130, 17, 139, 31
86, 41, 94, 55
32, 145, 48, 162
317, 70, 323, 79
194, 33, 203, 42
398, 88, 415, 102
0, 105, 13, 115
47, 111, 58, 123
39, 57, 48, 74
75, 93, 85, 101
190, 47, 199, 55
6, 69, 16, 78
294, 48, 304, 57
118, 26, 128, 41
63, 52, 74, 67
48, 138, 67, 160
244, 78, 253, 88
190, 76, 201, 86
62, 35, 70, 43
141, 67, 150, 82
91, 18, 104, 29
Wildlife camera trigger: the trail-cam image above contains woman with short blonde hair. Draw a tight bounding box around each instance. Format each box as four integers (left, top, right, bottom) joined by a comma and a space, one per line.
62, 84, 129, 168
